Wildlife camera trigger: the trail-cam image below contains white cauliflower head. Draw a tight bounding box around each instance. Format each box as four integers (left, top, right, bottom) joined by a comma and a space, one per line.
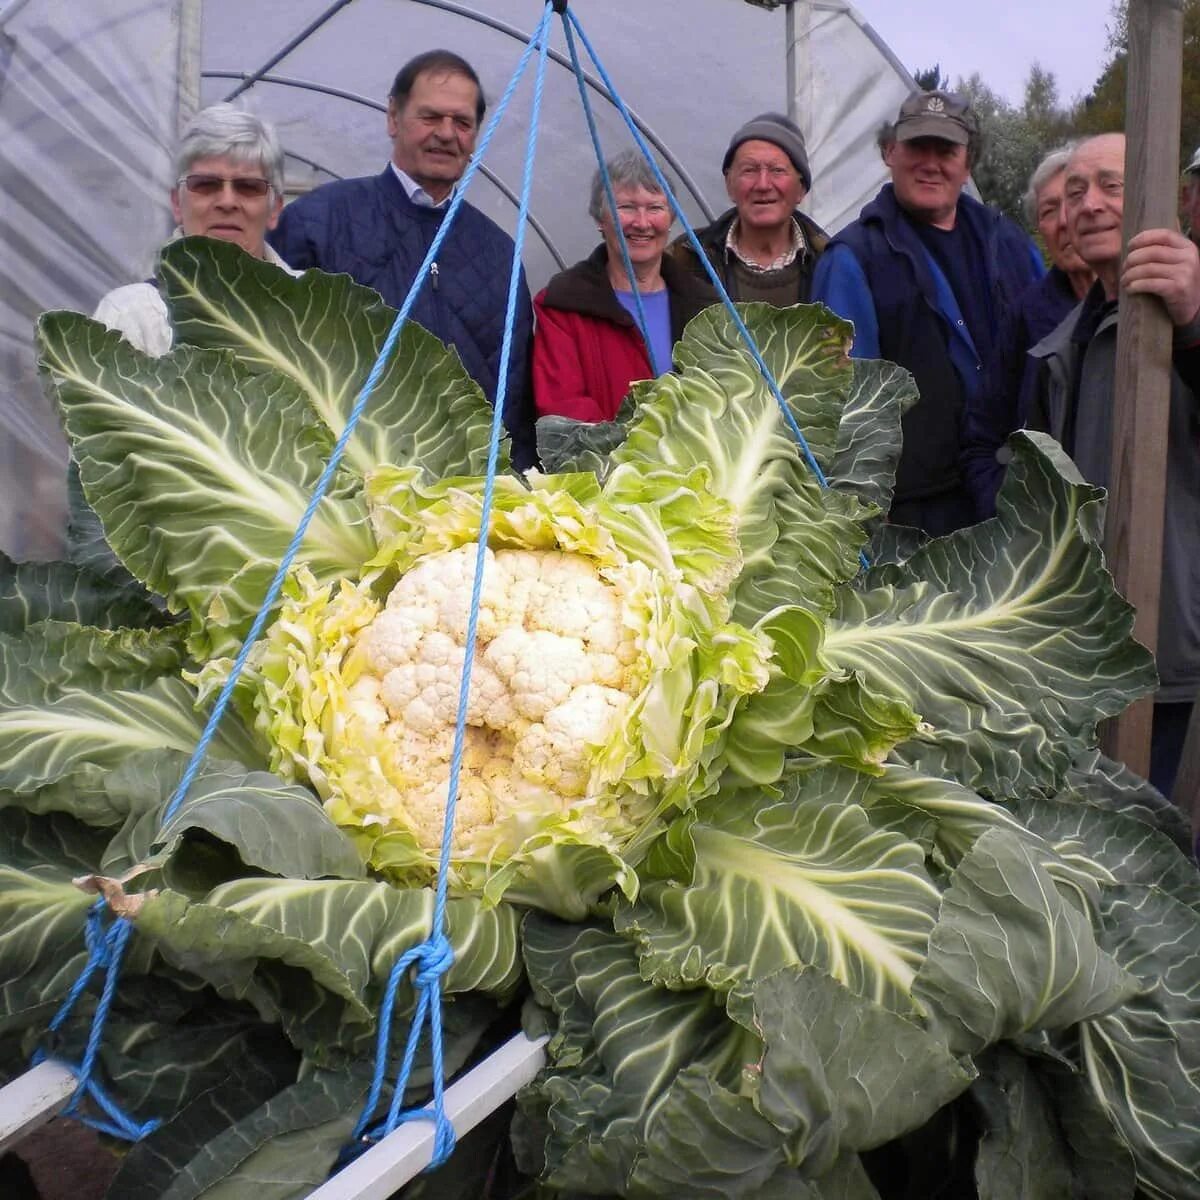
350, 544, 643, 855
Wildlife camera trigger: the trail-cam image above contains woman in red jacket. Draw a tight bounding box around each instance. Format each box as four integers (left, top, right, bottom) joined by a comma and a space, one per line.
532, 150, 718, 422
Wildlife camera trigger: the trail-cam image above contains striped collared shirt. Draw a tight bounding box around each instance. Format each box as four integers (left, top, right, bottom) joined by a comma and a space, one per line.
725, 216, 807, 272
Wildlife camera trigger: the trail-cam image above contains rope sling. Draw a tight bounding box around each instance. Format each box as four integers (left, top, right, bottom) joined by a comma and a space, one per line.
34, 0, 861, 1173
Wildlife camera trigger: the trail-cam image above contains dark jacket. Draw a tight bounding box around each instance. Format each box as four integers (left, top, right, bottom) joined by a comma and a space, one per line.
532, 244, 717, 422
668, 206, 829, 302
269, 168, 536, 468
1027, 285, 1200, 701
962, 267, 1082, 517
812, 185, 1043, 523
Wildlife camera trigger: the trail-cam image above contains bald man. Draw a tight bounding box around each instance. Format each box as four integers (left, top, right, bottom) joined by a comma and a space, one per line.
1026, 132, 1200, 797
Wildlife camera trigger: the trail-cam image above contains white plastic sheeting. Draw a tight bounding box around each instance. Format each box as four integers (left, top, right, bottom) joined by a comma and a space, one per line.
0, 0, 184, 557
0, 0, 917, 558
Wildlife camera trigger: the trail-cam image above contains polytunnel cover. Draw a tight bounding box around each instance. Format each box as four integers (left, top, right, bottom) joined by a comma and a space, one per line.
0, 0, 916, 558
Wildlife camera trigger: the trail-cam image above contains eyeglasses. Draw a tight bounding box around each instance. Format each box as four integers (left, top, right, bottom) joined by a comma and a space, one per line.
614, 202, 670, 219
178, 174, 272, 197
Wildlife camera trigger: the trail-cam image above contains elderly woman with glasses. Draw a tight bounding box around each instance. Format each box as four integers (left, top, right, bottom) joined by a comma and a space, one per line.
93, 103, 298, 356
532, 149, 717, 423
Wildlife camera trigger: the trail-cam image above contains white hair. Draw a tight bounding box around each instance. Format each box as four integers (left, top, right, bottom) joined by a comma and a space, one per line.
1023, 143, 1077, 226
174, 103, 285, 195
587, 149, 667, 222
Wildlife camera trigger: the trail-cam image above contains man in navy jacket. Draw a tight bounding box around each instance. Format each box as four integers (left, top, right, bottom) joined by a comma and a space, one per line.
813, 90, 1042, 535
270, 50, 537, 468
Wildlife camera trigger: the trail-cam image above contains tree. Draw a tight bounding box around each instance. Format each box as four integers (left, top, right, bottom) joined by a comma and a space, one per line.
956, 66, 1074, 226
1071, 0, 1200, 163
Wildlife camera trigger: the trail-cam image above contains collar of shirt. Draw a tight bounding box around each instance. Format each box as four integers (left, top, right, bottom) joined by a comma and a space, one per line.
725, 216, 806, 273
390, 163, 455, 210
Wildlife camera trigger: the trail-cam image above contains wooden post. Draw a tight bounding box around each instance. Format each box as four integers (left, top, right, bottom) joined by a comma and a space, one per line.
1100, 0, 1184, 778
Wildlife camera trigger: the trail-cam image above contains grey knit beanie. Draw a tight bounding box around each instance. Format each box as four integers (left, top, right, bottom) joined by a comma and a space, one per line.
721, 112, 812, 192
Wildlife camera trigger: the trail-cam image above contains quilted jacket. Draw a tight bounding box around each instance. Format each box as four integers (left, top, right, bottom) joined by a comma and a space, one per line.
270, 168, 537, 467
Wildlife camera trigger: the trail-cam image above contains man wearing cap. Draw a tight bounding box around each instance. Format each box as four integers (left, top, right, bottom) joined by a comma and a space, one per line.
670, 113, 828, 304
1182, 145, 1200, 245
813, 89, 1043, 535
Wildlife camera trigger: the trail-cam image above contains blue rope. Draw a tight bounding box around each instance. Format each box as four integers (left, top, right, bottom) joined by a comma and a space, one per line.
345, 3, 554, 1171
33, 899, 160, 1140
562, 8, 870, 571
561, 19, 658, 373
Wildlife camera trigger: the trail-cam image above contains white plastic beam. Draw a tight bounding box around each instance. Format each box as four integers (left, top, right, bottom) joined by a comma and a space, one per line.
0, 1060, 76, 1154
306, 1033, 548, 1200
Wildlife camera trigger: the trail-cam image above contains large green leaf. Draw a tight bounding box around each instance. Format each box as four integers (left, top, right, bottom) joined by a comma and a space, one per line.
970, 1046, 1079, 1200
853, 762, 1031, 866
104, 1026, 301, 1200
518, 918, 801, 1199
0, 624, 259, 794
825, 434, 1157, 797
913, 828, 1137, 1055
0, 813, 98, 1035
733, 966, 973, 1153
1080, 884, 1200, 1200
0, 552, 167, 635
150, 1064, 369, 1200
620, 787, 941, 1011
828, 359, 918, 514
133, 880, 523, 1057
37, 312, 374, 657
96, 751, 364, 885
520, 920, 966, 1199
1, 620, 185, 695
1013, 794, 1200, 914
613, 304, 869, 625
0, 675, 259, 795
1062, 749, 1194, 855
160, 237, 503, 480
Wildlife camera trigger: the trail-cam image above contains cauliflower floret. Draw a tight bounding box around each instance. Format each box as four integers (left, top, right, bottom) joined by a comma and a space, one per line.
484, 628, 593, 721
359, 605, 436, 673
513, 684, 632, 796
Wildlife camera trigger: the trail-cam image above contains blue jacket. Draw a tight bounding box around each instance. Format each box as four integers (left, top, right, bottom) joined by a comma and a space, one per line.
813, 185, 1042, 512
961, 267, 1080, 517
270, 168, 536, 468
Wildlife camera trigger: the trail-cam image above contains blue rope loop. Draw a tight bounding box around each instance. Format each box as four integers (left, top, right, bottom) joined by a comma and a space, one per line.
33, 899, 159, 1141
561, 8, 871, 572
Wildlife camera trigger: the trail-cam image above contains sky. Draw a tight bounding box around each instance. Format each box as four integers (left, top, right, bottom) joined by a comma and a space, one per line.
852, 0, 1118, 108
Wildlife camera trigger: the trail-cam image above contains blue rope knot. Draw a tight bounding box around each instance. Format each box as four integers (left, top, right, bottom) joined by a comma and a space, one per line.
412, 933, 455, 989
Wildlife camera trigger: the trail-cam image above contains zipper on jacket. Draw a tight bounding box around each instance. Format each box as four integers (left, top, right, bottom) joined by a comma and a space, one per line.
430, 261, 439, 291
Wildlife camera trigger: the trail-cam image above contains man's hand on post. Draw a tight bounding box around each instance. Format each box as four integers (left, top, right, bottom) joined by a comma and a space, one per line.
1122, 228, 1200, 328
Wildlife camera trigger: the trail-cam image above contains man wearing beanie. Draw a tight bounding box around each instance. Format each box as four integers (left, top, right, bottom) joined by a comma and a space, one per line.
814, 90, 1043, 536
670, 112, 828, 305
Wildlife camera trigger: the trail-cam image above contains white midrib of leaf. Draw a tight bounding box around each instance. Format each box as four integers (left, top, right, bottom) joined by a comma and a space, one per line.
1078, 1019, 1189, 1175
824, 499, 1080, 655
50, 349, 308, 528
694, 827, 931, 1000
164, 264, 370, 474
717, 400, 788, 533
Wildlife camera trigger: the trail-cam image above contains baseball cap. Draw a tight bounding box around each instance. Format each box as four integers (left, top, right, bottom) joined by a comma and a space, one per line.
894, 89, 978, 146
